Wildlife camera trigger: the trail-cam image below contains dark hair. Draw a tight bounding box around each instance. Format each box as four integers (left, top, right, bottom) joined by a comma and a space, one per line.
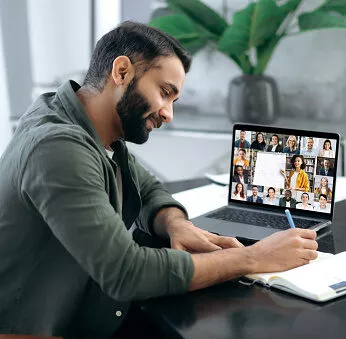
256, 132, 264, 142
234, 165, 243, 174
240, 130, 246, 133
323, 139, 332, 150
272, 134, 279, 140
238, 148, 246, 154
252, 185, 258, 189
233, 182, 245, 198
83, 21, 192, 91
301, 192, 309, 200
290, 154, 306, 170
268, 187, 275, 193
319, 193, 327, 200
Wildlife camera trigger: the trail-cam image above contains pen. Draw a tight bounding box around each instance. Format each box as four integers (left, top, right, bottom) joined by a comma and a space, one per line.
285, 209, 296, 228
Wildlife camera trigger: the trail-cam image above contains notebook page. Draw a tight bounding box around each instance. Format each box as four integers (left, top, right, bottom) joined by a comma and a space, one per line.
269, 251, 346, 300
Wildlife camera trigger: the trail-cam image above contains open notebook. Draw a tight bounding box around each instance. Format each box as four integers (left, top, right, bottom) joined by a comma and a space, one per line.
243, 251, 346, 302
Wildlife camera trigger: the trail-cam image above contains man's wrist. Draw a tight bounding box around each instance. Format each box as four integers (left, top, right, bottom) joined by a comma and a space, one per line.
153, 207, 188, 238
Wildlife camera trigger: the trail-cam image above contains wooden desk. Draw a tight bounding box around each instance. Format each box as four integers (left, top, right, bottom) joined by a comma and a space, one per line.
141, 179, 346, 339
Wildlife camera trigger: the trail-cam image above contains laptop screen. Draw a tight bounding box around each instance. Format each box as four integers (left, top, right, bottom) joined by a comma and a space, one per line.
230, 124, 339, 217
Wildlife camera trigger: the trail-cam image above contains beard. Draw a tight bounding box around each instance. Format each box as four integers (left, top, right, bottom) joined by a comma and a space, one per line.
116, 78, 160, 144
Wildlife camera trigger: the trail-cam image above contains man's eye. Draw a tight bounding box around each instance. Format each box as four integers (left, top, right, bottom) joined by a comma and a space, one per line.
161, 88, 170, 97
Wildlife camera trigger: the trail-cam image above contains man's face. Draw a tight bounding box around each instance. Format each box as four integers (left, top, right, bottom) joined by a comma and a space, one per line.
252, 187, 258, 196
117, 56, 184, 144
324, 160, 330, 168
240, 131, 246, 141
272, 135, 278, 145
236, 167, 243, 175
285, 190, 292, 201
307, 138, 313, 149
319, 196, 327, 208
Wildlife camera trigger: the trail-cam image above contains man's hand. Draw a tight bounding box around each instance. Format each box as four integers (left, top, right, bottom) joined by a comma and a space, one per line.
168, 219, 244, 253
153, 207, 243, 253
248, 228, 318, 273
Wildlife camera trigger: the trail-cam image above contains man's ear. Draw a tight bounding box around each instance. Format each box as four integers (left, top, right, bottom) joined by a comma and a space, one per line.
111, 56, 135, 86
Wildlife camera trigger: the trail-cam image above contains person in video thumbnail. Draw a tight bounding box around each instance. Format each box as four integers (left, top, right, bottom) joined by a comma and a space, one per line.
234, 148, 250, 167
314, 194, 331, 213
232, 182, 246, 201
280, 154, 309, 192
263, 187, 279, 206
247, 185, 263, 203
301, 137, 318, 157
318, 139, 335, 158
314, 176, 332, 199
234, 130, 251, 149
279, 189, 297, 208
266, 134, 283, 153
283, 135, 299, 155
296, 192, 314, 210
232, 165, 249, 185
250, 132, 266, 151
319, 159, 334, 176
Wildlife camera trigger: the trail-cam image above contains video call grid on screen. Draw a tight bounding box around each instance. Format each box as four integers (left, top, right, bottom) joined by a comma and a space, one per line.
230, 125, 339, 216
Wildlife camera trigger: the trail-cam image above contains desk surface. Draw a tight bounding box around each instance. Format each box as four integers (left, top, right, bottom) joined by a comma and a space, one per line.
142, 179, 346, 339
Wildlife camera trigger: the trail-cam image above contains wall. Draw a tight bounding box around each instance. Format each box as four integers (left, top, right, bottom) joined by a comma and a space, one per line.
0, 17, 11, 155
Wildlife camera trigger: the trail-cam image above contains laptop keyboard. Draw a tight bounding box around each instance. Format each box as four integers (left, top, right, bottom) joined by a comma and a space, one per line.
206, 207, 320, 230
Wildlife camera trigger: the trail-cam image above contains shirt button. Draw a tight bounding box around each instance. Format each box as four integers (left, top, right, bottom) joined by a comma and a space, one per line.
115, 310, 122, 317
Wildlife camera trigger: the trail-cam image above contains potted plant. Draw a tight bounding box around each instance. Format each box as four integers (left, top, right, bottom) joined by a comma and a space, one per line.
149, 0, 346, 124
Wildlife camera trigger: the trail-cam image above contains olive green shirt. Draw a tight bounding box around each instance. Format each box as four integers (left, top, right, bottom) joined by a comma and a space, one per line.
0, 80, 194, 338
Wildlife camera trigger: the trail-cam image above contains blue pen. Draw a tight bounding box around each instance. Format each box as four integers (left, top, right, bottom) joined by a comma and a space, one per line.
285, 209, 296, 228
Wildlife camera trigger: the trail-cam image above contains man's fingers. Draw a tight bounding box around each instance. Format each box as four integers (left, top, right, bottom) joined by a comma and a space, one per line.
301, 238, 318, 250
293, 228, 317, 240
217, 236, 244, 248
301, 249, 318, 261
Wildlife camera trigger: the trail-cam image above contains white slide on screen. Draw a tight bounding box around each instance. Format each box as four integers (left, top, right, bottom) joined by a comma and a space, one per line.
253, 152, 286, 188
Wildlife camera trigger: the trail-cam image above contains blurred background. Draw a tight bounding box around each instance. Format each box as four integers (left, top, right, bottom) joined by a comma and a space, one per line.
0, 0, 345, 181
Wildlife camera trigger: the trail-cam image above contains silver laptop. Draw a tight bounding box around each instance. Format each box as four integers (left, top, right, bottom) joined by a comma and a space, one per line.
192, 123, 340, 241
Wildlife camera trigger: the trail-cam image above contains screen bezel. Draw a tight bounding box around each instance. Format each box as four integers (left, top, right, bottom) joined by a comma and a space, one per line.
229, 123, 340, 221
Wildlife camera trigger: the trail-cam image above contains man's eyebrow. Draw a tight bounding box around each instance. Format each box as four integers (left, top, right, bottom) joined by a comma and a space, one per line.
164, 81, 179, 96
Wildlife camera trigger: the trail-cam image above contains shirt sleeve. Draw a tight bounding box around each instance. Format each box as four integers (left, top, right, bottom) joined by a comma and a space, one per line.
127, 152, 189, 234
20, 136, 194, 302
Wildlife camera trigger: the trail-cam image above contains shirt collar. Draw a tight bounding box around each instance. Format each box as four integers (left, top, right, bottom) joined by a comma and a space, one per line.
56, 80, 108, 155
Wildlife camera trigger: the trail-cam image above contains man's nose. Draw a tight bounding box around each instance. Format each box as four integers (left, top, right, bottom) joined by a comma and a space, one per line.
159, 104, 173, 123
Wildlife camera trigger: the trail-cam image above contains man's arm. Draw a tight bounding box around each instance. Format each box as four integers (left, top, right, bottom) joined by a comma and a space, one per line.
189, 228, 318, 290
153, 207, 243, 253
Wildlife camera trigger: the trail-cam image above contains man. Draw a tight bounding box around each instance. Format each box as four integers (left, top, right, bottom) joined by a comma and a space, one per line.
279, 190, 297, 208
0, 22, 318, 338
247, 185, 263, 203
319, 159, 335, 176
234, 130, 250, 148
301, 137, 318, 156
232, 165, 249, 184
314, 194, 331, 213
265, 134, 283, 152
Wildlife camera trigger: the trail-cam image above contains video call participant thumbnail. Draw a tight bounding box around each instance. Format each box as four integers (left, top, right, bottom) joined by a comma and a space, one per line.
234, 130, 250, 149
247, 185, 263, 203
281, 154, 309, 192
279, 190, 297, 208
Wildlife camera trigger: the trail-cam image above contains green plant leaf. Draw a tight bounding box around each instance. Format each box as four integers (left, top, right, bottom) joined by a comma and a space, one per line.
255, 36, 281, 74
149, 14, 201, 42
299, 10, 346, 30
149, 14, 210, 54
218, 0, 300, 57
319, 0, 346, 16
167, 0, 228, 37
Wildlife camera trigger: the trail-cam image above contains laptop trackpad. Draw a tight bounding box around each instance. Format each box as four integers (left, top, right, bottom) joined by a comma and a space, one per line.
216, 222, 277, 241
